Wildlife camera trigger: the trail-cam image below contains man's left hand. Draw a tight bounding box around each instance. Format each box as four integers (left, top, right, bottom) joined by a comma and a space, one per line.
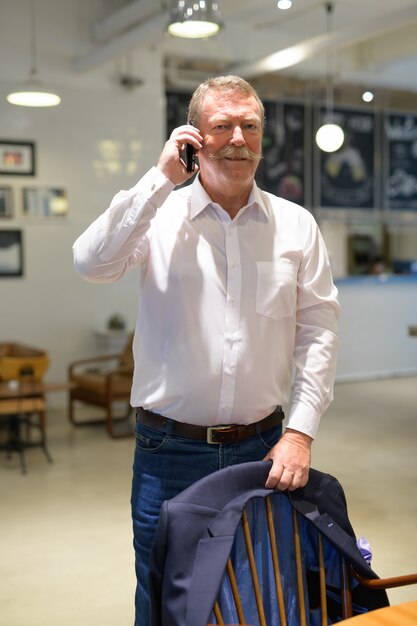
263, 428, 312, 491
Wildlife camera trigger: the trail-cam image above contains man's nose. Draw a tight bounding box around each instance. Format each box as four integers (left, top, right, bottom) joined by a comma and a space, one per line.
230, 125, 245, 145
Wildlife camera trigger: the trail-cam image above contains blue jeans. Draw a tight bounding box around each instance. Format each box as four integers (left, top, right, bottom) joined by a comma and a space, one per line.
130, 415, 282, 626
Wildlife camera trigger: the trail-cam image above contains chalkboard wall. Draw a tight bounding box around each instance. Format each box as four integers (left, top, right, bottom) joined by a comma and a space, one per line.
318, 107, 375, 209
385, 113, 417, 211
166, 90, 417, 215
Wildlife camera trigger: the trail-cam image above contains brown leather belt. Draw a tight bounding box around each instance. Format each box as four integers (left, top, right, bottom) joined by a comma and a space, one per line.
135, 406, 284, 444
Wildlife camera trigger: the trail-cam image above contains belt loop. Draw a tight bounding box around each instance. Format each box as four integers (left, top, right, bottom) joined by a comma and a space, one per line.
165, 418, 175, 436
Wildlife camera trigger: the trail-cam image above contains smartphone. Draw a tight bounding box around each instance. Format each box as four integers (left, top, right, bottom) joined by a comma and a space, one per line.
185, 143, 196, 173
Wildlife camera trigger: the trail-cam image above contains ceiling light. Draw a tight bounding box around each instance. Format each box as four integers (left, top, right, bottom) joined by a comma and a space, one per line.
167, 0, 222, 38
315, 2, 344, 153
277, 0, 293, 9
6, 0, 61, 108
362, 90, 374, 103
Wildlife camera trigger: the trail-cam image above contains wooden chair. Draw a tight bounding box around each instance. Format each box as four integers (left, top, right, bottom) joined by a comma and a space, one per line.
210, 496, 417, 626
68, 333, 134, 438
0, 342, 51, 473
148, 461, 417, 626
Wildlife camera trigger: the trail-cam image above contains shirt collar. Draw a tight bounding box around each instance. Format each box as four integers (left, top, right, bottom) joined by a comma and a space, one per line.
189, 174, 269, 220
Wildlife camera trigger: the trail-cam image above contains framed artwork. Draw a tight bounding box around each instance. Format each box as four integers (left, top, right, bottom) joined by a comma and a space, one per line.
0, 187, 13, 218
23, 187, 68, 217
0, 141, 35, 176
0, 229, 23, 277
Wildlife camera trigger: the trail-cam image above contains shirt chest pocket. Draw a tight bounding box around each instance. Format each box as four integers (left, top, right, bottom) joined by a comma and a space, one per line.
256, 259, 298, 320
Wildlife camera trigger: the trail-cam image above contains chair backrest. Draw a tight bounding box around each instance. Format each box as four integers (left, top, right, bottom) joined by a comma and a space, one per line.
210, 494, 358, 626
118, 333, 134, 370
148, 462, 398, 626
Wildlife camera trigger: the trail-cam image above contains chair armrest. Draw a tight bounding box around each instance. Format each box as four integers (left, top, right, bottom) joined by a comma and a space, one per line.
68, 353, 121, 377
351, 567, 417, 589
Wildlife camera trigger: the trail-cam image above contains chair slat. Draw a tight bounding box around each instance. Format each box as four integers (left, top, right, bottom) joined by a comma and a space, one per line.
213, 601, 224, 625
242, 510, 267, 626
318, 533, 328, 626
292, 509, 307, 626
340, 557, 353, 619
265, 497, 287, 626
226, 558, 246, 624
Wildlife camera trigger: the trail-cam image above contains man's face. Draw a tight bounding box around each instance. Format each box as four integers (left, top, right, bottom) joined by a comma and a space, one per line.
196, 89, 263, 194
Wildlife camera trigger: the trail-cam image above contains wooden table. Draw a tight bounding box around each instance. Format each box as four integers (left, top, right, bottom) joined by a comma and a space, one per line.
343, 601, 417, 625
0, 380, 72, 473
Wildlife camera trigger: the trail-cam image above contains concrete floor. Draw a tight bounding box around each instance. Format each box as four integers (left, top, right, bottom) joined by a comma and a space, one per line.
0, 377, 416, 625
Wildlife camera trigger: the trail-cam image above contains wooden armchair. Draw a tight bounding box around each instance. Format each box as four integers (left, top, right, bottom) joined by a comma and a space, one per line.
68, 333, 134, 438
149, 461, 417, 626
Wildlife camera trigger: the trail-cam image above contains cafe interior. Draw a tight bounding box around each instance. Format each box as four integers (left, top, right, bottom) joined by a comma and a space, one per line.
0, 0, 416, 624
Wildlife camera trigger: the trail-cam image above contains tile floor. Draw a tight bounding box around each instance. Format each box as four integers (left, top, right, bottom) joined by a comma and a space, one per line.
0, 377, 416, 625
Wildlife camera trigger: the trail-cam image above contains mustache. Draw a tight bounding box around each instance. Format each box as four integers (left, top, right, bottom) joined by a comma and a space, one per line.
208, 145, 262, 161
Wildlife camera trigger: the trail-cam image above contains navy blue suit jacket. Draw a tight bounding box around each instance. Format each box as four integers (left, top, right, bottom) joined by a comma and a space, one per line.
149, 461, 388, 626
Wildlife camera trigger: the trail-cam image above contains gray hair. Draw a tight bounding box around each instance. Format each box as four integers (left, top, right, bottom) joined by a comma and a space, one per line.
187, 75, 265, 128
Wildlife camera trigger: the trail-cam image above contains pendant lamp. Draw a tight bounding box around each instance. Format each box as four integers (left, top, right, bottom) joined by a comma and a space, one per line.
167, 0, 222, 39
315, 2, 343, 153
7, 0, 61, 108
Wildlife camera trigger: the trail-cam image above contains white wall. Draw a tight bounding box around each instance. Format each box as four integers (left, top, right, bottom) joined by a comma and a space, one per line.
0, 46, 165, 401
336, 276, 417, 381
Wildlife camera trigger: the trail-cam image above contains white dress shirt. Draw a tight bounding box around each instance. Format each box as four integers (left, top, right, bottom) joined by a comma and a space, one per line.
73, 167, 339, 438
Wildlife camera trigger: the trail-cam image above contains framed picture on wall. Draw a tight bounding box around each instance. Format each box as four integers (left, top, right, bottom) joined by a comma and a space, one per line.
22, 187, 68, 217
0, 229, 23, 277
0, 187, 13, 218
0, 141, 35, 176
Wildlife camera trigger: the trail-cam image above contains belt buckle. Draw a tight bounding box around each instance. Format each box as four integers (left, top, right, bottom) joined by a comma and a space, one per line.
207, 425, 238, 444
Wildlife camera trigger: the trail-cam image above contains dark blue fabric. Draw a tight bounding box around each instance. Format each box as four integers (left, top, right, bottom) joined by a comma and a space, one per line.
149, 461, 389, 626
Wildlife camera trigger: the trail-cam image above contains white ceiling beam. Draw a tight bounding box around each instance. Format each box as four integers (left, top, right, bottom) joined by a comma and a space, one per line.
72, 13, 167, 73
91, 0, 162, 43
228, 3, 417, 79
347, 23, 417, 73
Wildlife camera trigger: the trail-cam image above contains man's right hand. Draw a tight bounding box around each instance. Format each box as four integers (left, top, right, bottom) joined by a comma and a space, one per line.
157, 125, 202, 186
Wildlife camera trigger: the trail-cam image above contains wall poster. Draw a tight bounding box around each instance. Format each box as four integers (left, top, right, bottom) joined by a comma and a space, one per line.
318, 108, 375, 210
385, 113, 417, 212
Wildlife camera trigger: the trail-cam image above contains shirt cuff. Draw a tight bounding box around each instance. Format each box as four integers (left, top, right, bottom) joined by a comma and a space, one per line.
286, 403, 321, 440
130, 166, 175, 209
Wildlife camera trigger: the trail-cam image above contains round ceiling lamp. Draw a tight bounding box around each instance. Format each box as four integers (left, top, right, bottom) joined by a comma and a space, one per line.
277, 0, 293, 9
315, 2, 344, 153
6, 0, 61, 108
7, 82, 61, 107
315, 123, 344, 153
167, 0, 222, 38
